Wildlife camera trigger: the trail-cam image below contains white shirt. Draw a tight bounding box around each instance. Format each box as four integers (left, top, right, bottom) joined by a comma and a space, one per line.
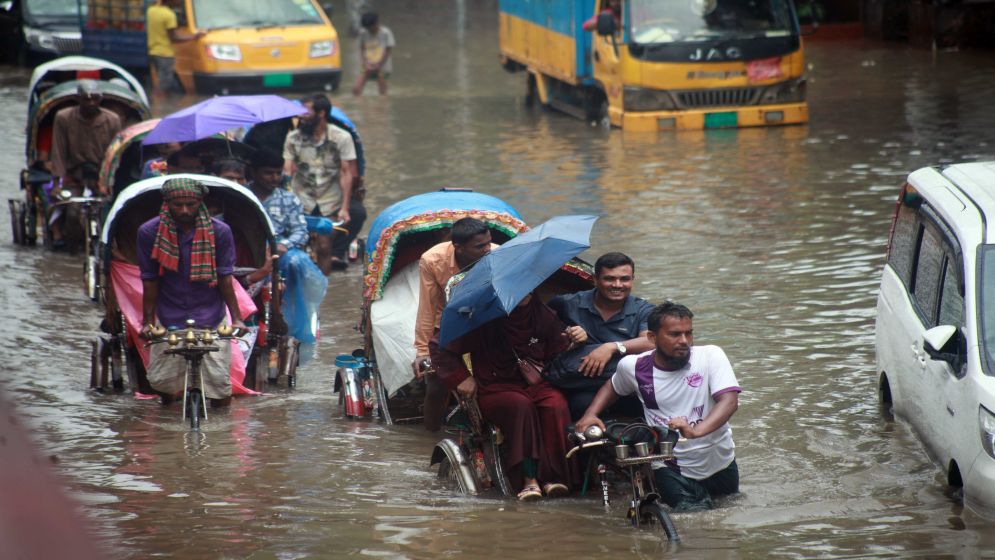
612, 346, 741, 479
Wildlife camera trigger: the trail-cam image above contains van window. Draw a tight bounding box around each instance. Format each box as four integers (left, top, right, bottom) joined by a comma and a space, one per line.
937, 257, 963, 327
888, 195, 918, 287
979, 246, 995, 376
192, 0, 323, 29
912, 225, 944, 325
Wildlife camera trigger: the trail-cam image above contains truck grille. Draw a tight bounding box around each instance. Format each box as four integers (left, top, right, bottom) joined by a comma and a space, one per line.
675, 87, 761, 109
53, 36, 83, 54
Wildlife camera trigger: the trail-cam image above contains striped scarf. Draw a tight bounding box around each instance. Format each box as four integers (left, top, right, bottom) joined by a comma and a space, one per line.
151, 179, 217, 286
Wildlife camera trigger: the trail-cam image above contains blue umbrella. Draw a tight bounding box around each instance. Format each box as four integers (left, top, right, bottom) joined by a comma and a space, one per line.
142, 94, 306, 145
438, 215, 598, 347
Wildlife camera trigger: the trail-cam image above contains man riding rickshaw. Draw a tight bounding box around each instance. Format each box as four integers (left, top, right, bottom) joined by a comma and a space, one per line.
90, 174, 279, 396
334, 189, 528, 423
9, 74, 150, 249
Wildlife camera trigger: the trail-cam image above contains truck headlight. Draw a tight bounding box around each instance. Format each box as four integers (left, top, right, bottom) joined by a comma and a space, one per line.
309, 40, 336, 58
981, 405, 995, 459
623, 87, 676, 112
759, 78, 806, 104
206, 44, 241, 62
24, 27, 56, 51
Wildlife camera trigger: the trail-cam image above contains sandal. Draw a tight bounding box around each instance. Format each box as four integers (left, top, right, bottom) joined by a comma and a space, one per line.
543, 482, 568, 498
517, 484, 542, 502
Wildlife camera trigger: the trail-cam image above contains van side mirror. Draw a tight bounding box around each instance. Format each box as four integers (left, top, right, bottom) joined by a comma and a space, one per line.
923, 325, 965, 373
596, 12, 616, 36
322, 3, 333, 16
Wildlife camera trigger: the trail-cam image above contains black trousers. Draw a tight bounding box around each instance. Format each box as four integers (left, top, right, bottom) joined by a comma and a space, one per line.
331, 198, 366, 260
312, 198, 367, 261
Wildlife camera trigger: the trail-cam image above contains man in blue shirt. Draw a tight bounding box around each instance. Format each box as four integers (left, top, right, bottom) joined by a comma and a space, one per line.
546, 252, 655, 420
248, 149, 309, 253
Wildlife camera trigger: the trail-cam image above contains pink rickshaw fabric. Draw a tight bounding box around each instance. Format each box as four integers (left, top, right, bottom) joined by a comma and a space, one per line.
110, 260, 260, 396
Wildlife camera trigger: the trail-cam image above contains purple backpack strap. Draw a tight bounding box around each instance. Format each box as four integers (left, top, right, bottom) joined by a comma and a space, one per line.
634, 354, 658, 410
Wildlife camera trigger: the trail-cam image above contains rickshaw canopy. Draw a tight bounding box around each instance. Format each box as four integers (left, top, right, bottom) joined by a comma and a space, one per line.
28, 55, 149, 108
100, 173, 275, 245
364, 189, 527, 301
99, 118, 162, 196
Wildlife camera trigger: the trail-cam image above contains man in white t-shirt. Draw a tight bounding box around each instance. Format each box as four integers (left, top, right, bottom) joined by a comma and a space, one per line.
576, 301, 741, 511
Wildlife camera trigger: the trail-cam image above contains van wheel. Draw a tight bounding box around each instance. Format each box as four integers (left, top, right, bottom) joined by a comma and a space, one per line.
948, 460, 963, 488
878, 373, 894, 420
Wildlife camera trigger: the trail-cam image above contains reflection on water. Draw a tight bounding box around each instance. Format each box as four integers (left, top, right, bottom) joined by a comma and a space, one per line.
2, 1, 995, 557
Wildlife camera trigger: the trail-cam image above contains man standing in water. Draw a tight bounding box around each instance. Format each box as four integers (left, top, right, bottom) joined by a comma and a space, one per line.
146, 0, 204, 95
576, 302, 741, 511
414, 217, 496, 431
138, 178, 246, 406
283, 94, 359, 273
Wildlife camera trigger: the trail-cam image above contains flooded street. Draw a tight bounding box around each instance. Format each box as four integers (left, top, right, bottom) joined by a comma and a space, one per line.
3, 1, 995, 557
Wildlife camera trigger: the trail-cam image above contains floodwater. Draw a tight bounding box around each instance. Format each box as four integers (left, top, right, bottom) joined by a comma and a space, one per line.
3, 1, 995, 558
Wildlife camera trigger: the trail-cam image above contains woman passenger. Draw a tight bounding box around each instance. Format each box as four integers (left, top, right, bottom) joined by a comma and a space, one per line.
447, 293, 579, 501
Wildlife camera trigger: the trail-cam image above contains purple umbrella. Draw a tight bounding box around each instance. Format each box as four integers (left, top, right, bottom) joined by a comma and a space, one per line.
142, 95, 306, 145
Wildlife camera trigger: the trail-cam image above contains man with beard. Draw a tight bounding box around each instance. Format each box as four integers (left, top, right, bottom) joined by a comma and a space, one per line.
138, 177, 246, 406
576, 302, 741, 511
282, 94, 359, 274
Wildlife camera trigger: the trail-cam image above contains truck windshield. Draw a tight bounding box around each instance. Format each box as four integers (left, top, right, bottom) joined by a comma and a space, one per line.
628, 0, 794, 44
980, 246, 995, 377
25, 0, 83, 17
192, 0, 324, 29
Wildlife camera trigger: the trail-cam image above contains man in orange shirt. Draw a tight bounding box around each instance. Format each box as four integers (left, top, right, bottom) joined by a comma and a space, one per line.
414, 217, 496, 431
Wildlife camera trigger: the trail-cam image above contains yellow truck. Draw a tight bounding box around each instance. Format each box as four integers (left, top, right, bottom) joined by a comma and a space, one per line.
82, 0, 341, 93
498, 0, 809, 130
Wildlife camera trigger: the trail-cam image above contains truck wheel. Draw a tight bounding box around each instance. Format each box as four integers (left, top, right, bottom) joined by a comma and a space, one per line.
583, 89, 608, 122
525, 74, 537, 107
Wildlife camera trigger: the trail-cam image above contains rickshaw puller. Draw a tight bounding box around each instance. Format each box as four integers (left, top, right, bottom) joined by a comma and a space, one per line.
137, 177, 246, 406
576, 302, 741, 512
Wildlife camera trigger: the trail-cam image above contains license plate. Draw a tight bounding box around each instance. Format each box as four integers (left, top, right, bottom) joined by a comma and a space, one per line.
704, 111, 737, 128
263, 73, 293, 88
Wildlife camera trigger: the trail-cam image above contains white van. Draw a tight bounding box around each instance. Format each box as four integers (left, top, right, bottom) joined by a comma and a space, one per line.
876, 162, 995, 517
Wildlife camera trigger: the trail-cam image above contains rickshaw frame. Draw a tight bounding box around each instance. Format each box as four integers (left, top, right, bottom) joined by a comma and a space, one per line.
334, 189, 529, 424
89, 174, 300, 395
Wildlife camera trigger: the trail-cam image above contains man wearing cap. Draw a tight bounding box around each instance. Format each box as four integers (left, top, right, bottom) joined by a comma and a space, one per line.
49, 80, 122, 248
137, 177, 246, 405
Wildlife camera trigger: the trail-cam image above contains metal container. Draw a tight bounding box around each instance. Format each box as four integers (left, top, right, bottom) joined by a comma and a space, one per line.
634, 441, 651, 457
658, 441, 674, 456
614, 444, 630, 459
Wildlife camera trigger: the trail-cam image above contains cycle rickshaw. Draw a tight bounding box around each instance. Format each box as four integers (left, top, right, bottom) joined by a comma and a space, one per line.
334, 189, 529, 423
8, 74, 151, 247
88, 173, 299, 396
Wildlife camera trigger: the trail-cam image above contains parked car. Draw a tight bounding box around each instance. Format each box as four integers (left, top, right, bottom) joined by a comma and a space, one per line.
875, 162, 995, 518
0, 0, 83, 66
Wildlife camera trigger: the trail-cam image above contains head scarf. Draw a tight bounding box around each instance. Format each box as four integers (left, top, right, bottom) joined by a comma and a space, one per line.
151, 177, 217, 286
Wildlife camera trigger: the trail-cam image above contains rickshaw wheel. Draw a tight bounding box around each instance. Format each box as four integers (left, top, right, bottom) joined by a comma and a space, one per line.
638, 501, 680, 542
84, 255, 100, 301
25, 199, 38, 246
187, 389, 203, 431
8, 199, 26, 245
282, 338, 300, 388
89, 338, 103, 390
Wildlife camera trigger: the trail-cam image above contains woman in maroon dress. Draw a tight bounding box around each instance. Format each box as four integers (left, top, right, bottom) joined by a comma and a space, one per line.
448, 293, 578, 500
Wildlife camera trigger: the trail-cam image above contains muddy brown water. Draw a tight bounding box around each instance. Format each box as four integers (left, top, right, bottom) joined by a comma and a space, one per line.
2, 1, 995, 557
